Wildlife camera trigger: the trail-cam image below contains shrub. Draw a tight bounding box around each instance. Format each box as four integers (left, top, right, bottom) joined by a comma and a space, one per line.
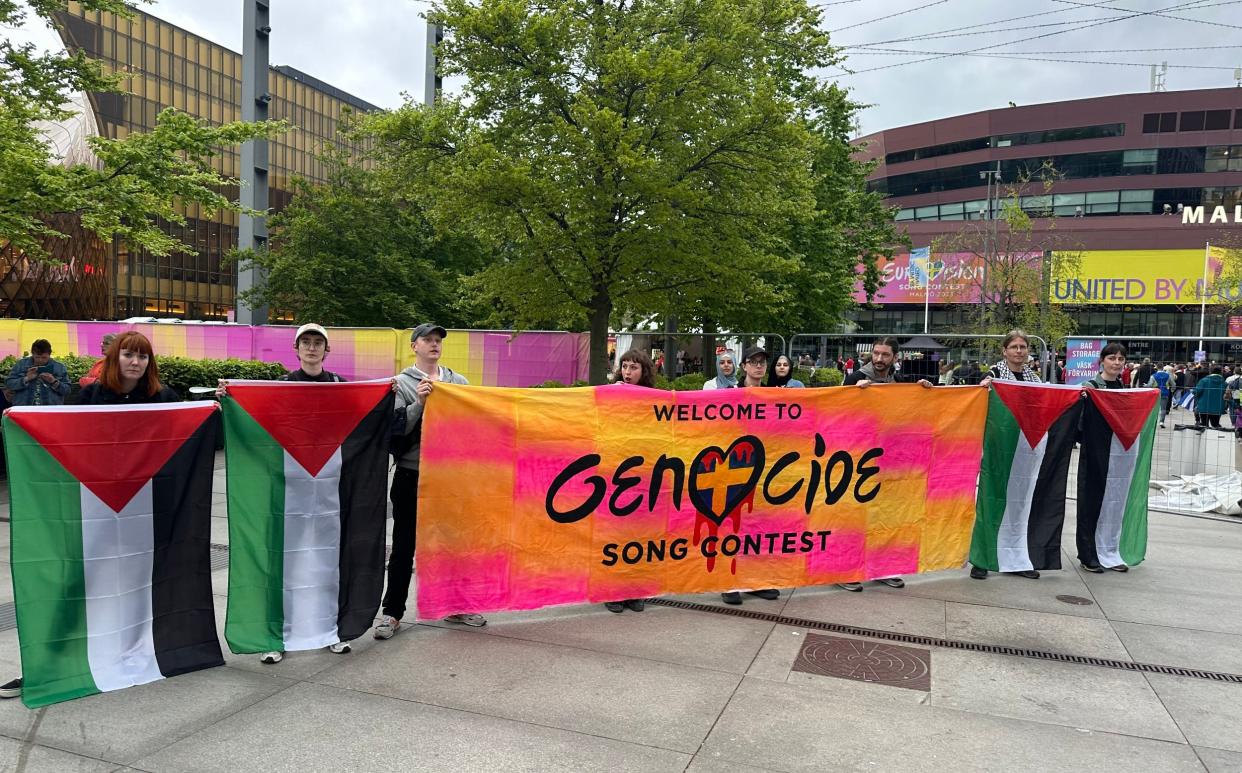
532, 379, 567, 388
672, 373, 707, 391
155, 356, 287, 398
808, 367, 844, 387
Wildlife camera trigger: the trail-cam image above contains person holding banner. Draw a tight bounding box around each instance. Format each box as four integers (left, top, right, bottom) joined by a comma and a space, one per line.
605, 350, 659, 613
702, 350, 738, 390
78, 333, 180, 404
1083, 343, 1128, 391
376, 323, 487, 637
838, 337, 931, 591
767, 355, 805, 388
718, 346, 782, 606
971, 331, 1042, 581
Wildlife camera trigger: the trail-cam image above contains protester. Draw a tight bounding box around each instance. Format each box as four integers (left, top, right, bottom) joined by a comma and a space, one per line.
605, 349, 658, 614
1078, 342, 1135, 574
5, 339, 70, 406
1135, 358, 1153, 389
1192, 365, 1226, 428
252, 323, 352, 663
703, 350, 738, 390
838, 337, 931, 592
719, 346, 782, 606
282, 323, 345, 382
971, 330, 1042, 580
376, 323, 486, 637
1148, 365, 1174, 428
76, 333, 179, 404
768, 354, 805, 388
938, 361, 953, 385
79, 333, 118, 388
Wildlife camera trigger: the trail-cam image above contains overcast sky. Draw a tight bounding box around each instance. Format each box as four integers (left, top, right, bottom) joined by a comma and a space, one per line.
16, 0, 1242, 134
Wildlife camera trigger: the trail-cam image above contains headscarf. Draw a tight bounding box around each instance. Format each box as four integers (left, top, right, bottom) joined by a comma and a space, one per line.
768, 355, 794, 387
713, 351, 738, 389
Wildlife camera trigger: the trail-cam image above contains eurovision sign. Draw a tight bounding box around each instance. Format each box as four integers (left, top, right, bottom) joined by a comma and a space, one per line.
854, 251, 990, 304
415, 383, 989, 619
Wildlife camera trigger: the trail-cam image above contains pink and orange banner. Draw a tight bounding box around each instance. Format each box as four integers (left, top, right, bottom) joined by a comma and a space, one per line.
415, 383, 989, 619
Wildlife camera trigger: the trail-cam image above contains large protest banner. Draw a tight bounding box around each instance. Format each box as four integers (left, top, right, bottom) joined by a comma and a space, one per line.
416, 383, 988, 619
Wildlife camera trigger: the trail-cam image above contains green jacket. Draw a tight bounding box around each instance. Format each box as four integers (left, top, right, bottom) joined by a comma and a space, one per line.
1193, 373, 1226, 415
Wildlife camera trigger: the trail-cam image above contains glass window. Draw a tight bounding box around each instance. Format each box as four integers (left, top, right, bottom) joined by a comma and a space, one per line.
1206, 146, 1232, 172
895, 208, 914, 221
1159, 112, 1177, 132
1119, 201, 1151, 214
1086, 191, 1118, 204
1122, 148, 1157, 174
915, 206, 938, 221
938, 202, 964, 216
1142, 113, 1160, 133
1120, 189, 1153, 203
1205, 110, 1231, 131
1180, 111, 1206, 132
1053, 193, 1086, 206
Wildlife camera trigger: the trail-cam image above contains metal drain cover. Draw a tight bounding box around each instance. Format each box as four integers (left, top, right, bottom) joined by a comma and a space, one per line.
1056, 595, 1095, 606
792, 633, 931, 691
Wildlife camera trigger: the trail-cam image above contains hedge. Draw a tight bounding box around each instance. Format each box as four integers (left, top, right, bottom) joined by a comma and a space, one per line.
0, 354, 286, 400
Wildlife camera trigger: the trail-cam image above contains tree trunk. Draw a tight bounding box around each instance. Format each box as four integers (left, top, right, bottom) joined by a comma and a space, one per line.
703, 317, 717, 379
588, 292, 612, 385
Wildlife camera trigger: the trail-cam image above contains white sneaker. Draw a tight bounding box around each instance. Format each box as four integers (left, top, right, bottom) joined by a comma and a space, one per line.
374, 615, 401, 639
444, 613, 487, 628
259, 651, 283, 664
328, 641, 351, 654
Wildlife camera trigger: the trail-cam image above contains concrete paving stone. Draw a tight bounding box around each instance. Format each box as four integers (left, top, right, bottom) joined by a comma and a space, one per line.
311, 624, 740, 753
780, 584, 948, 639
474, 603, 774, 674
701, 677, 1205, 773
685, 754, 787, 773
0, 735, 117, 773
133, 681, 691, 773
662, 589, 793, 615
944, 602, 1132, 659
1196, 746, 1242, 773
929, 649, 1185, 742
746, 625, 809, 682
0, 665, 292, 765
894, 564, 1108, 620
1113, 622, 1242, 675
1085, 583, 1242, 636
1146, 674, 1242, 753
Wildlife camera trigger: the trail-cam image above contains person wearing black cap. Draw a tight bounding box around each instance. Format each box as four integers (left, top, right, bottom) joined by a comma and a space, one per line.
374, 323, 486, 638
719, 345, 782, 606
837, 337, 932, 593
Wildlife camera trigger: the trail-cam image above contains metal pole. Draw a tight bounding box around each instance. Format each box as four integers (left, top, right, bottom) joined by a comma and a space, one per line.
236, 0, 270, 325
1199, 240, 1211, 354
923, 250, 930, 334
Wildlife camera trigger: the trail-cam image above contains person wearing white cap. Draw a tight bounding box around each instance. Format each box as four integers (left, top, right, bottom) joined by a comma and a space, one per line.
283, 323, 344, 383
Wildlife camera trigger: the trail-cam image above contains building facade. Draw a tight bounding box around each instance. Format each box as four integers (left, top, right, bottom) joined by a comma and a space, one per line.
853, 88, 1242, 363
39, 2, 378, 320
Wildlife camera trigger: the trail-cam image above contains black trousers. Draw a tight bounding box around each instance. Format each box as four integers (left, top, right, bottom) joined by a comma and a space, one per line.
1196, 412, 1222, 428
381, 467, 419, 619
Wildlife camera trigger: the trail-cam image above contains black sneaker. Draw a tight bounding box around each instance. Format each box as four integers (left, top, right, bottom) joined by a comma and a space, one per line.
0, 678, 21, 699
836, 582, 864, 592
1006, 570, 1040, 579
1080, 563, 1104, 574
875, 577, 905, 588
1107, 564, 1129, 573
969, 566, 988, 580
624, 598, 646, 611
721, 591, 743, 605
745, 589, 780, 600
604, 602, 625, 613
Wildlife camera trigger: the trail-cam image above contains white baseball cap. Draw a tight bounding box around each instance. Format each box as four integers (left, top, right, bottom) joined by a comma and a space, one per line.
294, 323, 329, 345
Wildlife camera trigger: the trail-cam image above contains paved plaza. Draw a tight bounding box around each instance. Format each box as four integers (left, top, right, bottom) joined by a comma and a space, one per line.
0, 450, 1239, 773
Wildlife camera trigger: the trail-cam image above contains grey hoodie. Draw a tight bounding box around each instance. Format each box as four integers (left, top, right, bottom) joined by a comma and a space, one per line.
393, 363, 469, 470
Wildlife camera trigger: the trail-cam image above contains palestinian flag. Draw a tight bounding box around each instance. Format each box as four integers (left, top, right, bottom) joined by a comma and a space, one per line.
1075, 388, 1159, 568
970, 381, 1084, 572
221, 381, 393, 654
3, 403, 222, 709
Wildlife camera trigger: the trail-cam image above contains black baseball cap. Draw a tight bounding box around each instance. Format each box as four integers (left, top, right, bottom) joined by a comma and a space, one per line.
411, 323, 448, 341
742, 345, 768, 363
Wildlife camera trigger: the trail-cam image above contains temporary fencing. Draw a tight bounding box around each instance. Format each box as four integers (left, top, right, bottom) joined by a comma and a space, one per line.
787, 332, 1052, 382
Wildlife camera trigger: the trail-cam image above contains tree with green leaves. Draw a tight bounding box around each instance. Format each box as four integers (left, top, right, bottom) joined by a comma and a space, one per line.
364, 0, 868, 383
0, 0, 280, 261
233, 146, 487, 328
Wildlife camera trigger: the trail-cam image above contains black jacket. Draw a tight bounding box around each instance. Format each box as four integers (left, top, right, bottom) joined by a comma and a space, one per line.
78, 383, 181, 404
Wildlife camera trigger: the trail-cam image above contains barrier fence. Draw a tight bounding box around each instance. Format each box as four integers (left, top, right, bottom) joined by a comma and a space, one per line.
788, 332, 1053, 382
0, 320, 591, 386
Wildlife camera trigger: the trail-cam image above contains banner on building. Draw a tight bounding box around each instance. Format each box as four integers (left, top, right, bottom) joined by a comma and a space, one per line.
3, 404, 222, 708
854, 251, 988, 304
1051, 248, 1234, 305
415, 383, 989, 620
1064, 339, 1104, 385
220, 381, 394, 655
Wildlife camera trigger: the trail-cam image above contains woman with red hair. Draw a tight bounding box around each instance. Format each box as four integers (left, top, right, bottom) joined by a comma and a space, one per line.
78, 332, 180, 404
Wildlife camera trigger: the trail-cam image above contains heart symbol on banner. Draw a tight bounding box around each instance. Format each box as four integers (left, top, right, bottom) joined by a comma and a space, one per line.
688, 435, 766, 526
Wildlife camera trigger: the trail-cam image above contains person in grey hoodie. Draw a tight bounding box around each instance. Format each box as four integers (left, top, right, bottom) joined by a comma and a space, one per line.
374, 323, 486, 638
